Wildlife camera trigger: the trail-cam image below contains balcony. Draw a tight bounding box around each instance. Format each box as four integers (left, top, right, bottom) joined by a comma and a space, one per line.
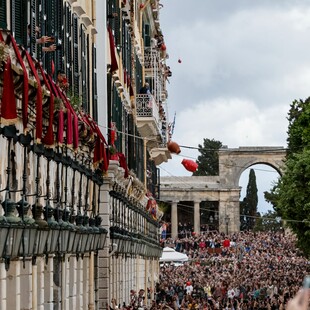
136, 94, 161, 137
136, 94, 171, 165
144, 49, 160, 70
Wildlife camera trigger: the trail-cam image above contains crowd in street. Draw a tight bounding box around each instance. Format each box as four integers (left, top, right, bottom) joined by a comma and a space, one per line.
110, 227, 309, 310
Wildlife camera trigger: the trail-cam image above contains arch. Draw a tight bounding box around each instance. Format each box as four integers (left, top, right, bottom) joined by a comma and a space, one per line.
218, 147, 286, 187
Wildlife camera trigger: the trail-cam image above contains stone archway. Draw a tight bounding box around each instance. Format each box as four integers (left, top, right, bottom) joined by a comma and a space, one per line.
160, 146, 286, 237
218, 147, 285, 187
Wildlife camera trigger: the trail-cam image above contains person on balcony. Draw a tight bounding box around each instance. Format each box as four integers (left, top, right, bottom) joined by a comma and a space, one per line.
139, 83, 151, 95
27, 25, 56, 53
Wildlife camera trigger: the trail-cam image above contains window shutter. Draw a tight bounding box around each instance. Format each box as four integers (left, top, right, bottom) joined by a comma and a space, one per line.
114, 7, 120, 50
92, 43, 98, 122
64, 3, 72, 84
0, 0, 7, 29
29, 0, 38, 58
55, 0, 64, 73
144, 24, 150, 47
11, 0, 27, 45
72, 14, 79, 96
80, 24, 88, 112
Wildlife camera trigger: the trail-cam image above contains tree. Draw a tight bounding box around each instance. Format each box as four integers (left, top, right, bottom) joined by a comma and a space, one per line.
193, 138, 223, 176
272, 97, 310, 257
254, 210, 283, 232
240, 169, 258, 230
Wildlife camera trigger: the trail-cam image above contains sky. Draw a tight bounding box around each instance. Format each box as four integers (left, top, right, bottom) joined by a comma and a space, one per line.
158, 0, 310, 213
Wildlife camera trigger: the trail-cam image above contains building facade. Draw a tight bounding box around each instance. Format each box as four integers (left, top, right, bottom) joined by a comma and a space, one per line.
0, 0, 170, 308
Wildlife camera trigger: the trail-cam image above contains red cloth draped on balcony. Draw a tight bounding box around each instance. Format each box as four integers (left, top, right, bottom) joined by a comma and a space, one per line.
57, 109, 64, 146
123, 69, 127, 85
37, 65, 55, 147
1, 57, 18, 124
45, 74, 65, 146
84, 114, 108, 172
24, 50, 43, 142
66, 108, 73, 148
93, 138, 103, 167
51, 59, 55, 76
56, 87, 79, 149
7, 34, 29, 132
117, 152, 129, 178
107, 26, 118, 73
73, 114, 79, 150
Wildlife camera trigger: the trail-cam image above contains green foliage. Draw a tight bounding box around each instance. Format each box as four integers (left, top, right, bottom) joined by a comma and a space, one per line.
240, 169, 258, 230
157, 201, 170, 214
157, 201, 171, 222
193, 138, 223, 176
275, 151, 310, 256
287, 98, 310, 155
273, 97, 310, 257
253, 210, 282, 232
67, 89, 82, 112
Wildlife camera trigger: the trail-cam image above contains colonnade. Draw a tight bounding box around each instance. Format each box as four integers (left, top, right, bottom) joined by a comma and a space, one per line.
169, 195, 241, 239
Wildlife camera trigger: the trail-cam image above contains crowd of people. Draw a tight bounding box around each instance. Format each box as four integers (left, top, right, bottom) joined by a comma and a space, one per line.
109, 227, 309, 310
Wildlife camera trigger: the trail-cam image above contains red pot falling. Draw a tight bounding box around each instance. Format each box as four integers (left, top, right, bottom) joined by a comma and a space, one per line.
181, 159, 198, 172
167, 141, 181, 154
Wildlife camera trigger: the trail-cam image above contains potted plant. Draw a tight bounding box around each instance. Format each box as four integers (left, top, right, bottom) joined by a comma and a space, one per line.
109, 145, 118, 160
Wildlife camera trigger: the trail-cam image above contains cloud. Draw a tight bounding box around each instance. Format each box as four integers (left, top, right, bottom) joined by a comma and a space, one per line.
159, 1, 310, 212
162, 3, 310, 113
171, 97, 287, 148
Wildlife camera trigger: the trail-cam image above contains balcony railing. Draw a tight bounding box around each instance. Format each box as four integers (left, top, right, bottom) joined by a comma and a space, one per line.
144, 49, 160, 70
136, 94, 166, 141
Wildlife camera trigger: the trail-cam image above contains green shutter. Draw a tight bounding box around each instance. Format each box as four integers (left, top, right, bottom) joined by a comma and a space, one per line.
144, 24, 150, 47
80, 24, 88, 112
64, 3, 72, 83
92, 43, 98, 122
11, 0, 27, 45
55, 0, 64, 73
29, 0, 39, 58
73, 14, 79, 96
0, 0, 7, 29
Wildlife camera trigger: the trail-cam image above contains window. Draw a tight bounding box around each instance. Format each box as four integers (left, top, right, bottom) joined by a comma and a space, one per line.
11, 0, 27, 45
0, 0, 7, 29
80, 24, 88, 111
92, 43, 98, 121
72, 14, 79, 96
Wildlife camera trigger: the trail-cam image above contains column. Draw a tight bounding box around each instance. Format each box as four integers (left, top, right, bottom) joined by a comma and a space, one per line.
20, 260, 32, 309
69, 257, 77, 310
44, 257, 54, 310
194, 201, 200, 234
37, 257, 45, 310
171, 201, 178, 239
89, 252, 95, 310
7, 261, 21, 309
98, 178, 111, 309
0, 261, 7, 309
